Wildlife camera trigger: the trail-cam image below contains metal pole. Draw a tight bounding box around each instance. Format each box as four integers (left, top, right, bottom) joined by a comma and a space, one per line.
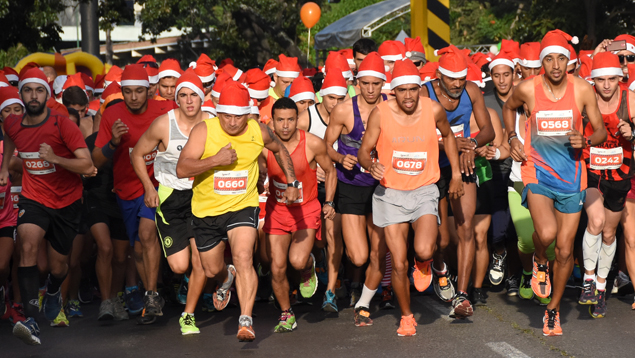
76, 8, 80, 49
80, 0, 101, 56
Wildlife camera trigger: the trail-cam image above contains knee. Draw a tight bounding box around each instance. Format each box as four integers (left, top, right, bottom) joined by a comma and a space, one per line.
232, 250, 253, 270
554, 246, 573, 263
588, 216, 605, 234
20, 240, 38, 258
536, 227, 557, 242
392, 258, 408, 275
348, 250, 368, 267
97, 243, 113, 259
138, 227, 157, 244
415, 243, 436, 261
169, 262, 188, 275
288, 254, 307, 272
202, 261, 223, 279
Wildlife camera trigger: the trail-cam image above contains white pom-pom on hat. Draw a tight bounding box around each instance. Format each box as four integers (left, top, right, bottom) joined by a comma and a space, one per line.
571, 36, 579, 45
189, 62, 197, 69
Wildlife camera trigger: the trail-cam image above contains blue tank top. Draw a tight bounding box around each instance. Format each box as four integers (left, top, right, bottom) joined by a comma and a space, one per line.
336, 94, 387, 186
425, 81, 473, 168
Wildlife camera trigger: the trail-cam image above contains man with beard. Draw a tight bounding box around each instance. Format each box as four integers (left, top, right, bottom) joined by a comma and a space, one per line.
1, 68, 96, 345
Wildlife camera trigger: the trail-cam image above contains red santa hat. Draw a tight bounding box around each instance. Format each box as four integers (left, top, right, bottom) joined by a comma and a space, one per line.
382, 71, 392, 91
63, 73, 86, 92
319, 70, 347, 97
136, 55, 159, 84
467, 63, 485, 88
250, 99, 259, 116
540, 29, 579, 61
201, 99, 216, 116
94, 74, 106, 95
221, 64, 243, 81
614, 34, 635, 55
211, 70, 233, 98
100, 82, 121, 104
80, 73, 95, 92
471, 52, 491, 70
379, 40, 405, 62
356, 52, 387, 81
175, 68, 205, 104
19, 62, 40, 79
3, 67, 19, 83
219, 58, 234, 68
489, 51, 515, 71
52, 75, 67, 96
390, 59, 422, 90
104, 65, 123, 86
339, 49, 355, 69
276, 54, 300, 79
568, 45, 579, 67
435, 45, 468, 78
0, 72, 10, 87
158, 59, 183, 80
500, 39, 520, 63
591, 52, 623, 78
324, 51, 353, 80
18, 68, 51, 97
217, 81, 251, 116
288, 76, 315, 103
628, 64, 635, 91
404, 37, 426, 61
243, 68, 271, 100
578, 55, 593, 80
121, 64, 149, 88
189, 54, 217, 83
0, 86, 23, 112
263, 59, 278, 76
519, 42, 541, 68
303, 68, 318, 77
420, 62, 439, 82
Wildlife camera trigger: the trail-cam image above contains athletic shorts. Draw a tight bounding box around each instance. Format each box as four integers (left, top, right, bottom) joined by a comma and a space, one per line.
17, 197, 81, 256
263, 198, 322, 237
437, 165, 477, 201
192, 206, 260, 253
156, 186, 194, 257
628, 177, 635, 201
587, 173, 631, 212
0, 226, 16, 242
317, 181, 339, 212
337, 180, 376, 215
448, 178, 493, 217
116, 193, 156, 246
372, 184, 440, 228
87, 208, 128, 241
521, 183, 586, 214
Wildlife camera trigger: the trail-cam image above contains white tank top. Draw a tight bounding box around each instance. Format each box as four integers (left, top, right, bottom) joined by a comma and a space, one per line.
308, 104, 338, 151
154, 110, 195, 190
509, 111, 525, 183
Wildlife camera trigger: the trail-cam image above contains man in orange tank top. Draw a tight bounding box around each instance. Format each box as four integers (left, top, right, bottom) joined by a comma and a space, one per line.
504, 29, 606, 337
359, 59, 464, 337
260, 98, 336, 333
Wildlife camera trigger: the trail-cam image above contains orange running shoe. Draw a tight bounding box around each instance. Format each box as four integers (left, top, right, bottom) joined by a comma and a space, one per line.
237, 316, 256, 342
413, 259, 433, 293
531, 257, 551, 299
396, 314, 417, 337
542, 309, 562, 336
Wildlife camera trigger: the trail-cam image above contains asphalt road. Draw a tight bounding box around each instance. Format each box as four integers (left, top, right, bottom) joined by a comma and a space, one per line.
3, 284, 635, 358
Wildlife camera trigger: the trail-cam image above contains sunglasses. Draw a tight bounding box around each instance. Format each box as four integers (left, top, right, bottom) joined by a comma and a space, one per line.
202, 80, 214, 89
413, 61, 426, 67
138, 61, 159, 69
618, 55, 635, 64
567, 67, 576, 74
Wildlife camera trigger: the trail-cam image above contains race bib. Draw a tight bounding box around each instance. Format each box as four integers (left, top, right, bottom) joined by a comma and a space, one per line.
272, 179, 303, 204
11, 186, 20, 209
129, 147, 158, 166
590, 147, 623, 170
19, 152, 55, 175
0, 192, 4, 210
392, 151, 427, 176
436, 124, 465, 141
214, 170, 248, 195
536, 110, 572, 136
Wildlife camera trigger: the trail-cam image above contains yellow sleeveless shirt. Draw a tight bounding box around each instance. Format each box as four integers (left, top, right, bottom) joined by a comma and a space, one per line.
192, 117, 264, 217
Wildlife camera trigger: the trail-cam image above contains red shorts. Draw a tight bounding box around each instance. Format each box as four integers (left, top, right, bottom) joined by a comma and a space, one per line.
263, 198, 322, 239
629, 177, 635, 201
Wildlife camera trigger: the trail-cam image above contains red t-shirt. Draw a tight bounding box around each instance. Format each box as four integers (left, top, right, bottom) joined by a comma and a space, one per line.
3, 109, 86, 209
95, 99, 173, 200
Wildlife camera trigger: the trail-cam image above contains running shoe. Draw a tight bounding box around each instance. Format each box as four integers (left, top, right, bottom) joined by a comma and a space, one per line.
542, 309, 562, 336
632, 296, 635, 310
177, 275, 189, 305
531, 257, 551, 299
202, 293, 216, 312
506, 274, 520, 297
9, 303, 26, 325
578, 279, 598, 305
179, 313, 200, 335
237, 316, 256, 342
334, 278, 348, 299
98, 299, 114, 321
13, 317, 41, 345
315, 249, 328, 286
112, 296, 129, 321
37, 285, 46, 311
125, 287, 144, 315
256, 265, 272, 302
78, 279, 94, 304
322, 289, 338, 312
66, 299, 83, 318
42, 288, 63, 321
214, 265, 236, 311
349, 285, 362, 307
274, 310, 297, 333
142, 291, 165, 317
432, 267, 456, 302
534, 295, 552, 306
354, 306, 373, 327
489, 250, 507, 286
413, 259, 433, 292
590, 290, 607, 318
519, 272, 534, 300
472, 288, 487, 306
50, 309, 69, 327
396, 314, 417, 337
379, 285, 395, 310
449, 292, 473, 319
0, 297, 8, 321
300, 253, 318, 298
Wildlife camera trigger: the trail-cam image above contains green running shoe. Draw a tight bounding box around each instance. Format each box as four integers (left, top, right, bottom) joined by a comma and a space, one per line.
179, 314, 200, 335
274, 310, 297, 333
299, 253, 318, 299
535, 295, 552, 306
519, 272, 534, 300
50, 309, 69, 327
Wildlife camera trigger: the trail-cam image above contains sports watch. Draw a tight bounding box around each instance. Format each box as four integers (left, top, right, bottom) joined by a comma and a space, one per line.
287, 180, 300, 188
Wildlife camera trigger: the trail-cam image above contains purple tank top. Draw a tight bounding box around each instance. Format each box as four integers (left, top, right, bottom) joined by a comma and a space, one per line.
335, 94, 386, 186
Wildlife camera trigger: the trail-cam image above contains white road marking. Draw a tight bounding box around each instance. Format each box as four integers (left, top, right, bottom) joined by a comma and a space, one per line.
415, 296, 452, 321
486, 342, 531, 358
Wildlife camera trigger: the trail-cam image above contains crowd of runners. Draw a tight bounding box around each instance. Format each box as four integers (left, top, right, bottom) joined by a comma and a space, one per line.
3, 28, 635, 346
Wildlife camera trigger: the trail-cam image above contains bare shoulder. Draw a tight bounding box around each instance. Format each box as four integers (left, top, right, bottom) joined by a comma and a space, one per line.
305, 131, 327, 150
572, 75, 594, 95
331, 99, 353, 121
465, 81, 484, 99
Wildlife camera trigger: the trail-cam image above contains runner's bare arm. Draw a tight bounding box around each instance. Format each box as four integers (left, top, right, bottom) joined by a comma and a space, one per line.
503, 81, 530, 162
0, 134, 16, 185
257, 149, 267, 194
570, 79, 606, 148
297, 109, 310, 131
308, 133, 336, 219
39, 146, 95, 176
9, 155, 22, 174
325, 103, 357, 170
93, 117, 128, 169
358, 107, 383, 181
260, 122, 299, 203
475, 108, 507, 160
176, 121, 235, 178
131, 114, 168, 208
435, 102, 464, 199
467, 82, 495, 148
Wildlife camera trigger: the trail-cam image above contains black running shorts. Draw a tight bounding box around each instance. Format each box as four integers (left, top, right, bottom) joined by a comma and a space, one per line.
192, 206, 260, 253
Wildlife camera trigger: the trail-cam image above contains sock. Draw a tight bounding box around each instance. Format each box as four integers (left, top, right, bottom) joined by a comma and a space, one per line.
17, 266, 40, 320
239, 314, 253, 326
182, 312, 194, 317
596, 280, 606, 291
433, 262, 447, 274
583, 273, 596, 282
522, 270, 532, 276
582, 229, 602, 272
47, 272, 67, 294
597, 241, 617, 280
354, 285, 377, 309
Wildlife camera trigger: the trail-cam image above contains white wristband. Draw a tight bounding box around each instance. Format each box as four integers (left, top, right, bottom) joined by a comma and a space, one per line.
493, 148, 501, 160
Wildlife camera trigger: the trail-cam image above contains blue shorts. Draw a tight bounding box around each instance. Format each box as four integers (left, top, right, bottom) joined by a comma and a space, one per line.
521, 183, 586, 214
116, 194, 156, 246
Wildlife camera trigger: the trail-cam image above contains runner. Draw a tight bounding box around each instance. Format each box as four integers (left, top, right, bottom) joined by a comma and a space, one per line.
352, 38, 377, 74
503, 30, 607, 336
324, 52, 388, 325
175, 81, 299, 342
519, 43, 542, 80
189, 53, 216, 102
262, 97, 336, 333
136, 55, 160, 100
359, 58, 464, 336
578, 52, 635, 318
421, 45, 494, 318
157, 59, 183, 102
93, 64, 174, 325
404, 37, 427, 70
244, 68, 275, 123
1, 68, 96, 345
288, 76, 316, 114
378, 40, 405, 73
269, 55, 300, 100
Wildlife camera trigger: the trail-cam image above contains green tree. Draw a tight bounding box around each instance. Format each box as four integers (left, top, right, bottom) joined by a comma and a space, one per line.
0, 0, 67, 51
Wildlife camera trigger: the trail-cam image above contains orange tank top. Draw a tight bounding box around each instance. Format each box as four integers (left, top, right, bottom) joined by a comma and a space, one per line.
375, 97, 440, 190
266, 130, 318, 206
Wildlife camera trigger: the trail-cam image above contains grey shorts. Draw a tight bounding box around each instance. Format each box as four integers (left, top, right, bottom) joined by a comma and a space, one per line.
372, 184, 440, 228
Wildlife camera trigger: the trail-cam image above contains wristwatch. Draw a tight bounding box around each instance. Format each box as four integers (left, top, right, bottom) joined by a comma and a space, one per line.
287, 180, 300, 188
469, 137, 478, 147
585, 136, 592, 147
324, 201, 335, 208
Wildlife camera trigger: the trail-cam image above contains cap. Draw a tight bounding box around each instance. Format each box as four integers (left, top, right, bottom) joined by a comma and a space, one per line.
211, 70, 233, 98
53, 75, 68, 95
356, 52, 387, 81
276, 54, 301, 79
158, 59, 183, 80
94, 74, 106, 94
289, 76, 316, 103
436, 45, 468, 78
391, 59, 422, 90
489, 51, 515, 71
325, 51, 353, 80
591, 52, 624, 78
244, 68, 271, 99
319, 70, 348, 97
0, 86, 23, 112
18, 68, 51, 97
175, 68, 205, 104
614, 34, 635, 54
379, 40, 405, 61
404, 37, 426, 62
3, 67, 19, 83
190, 54, 217, 83
263, 59, 278, 75
104, 65, 123, 86
100, 82, 121, 104
221, 64, 243, 81
80, 73, 95, 92
420, 62, 439, 82
519, 42, 541, 68
217, 81, 251, 115
121, 64, 150, 88
540, 29, 579, 61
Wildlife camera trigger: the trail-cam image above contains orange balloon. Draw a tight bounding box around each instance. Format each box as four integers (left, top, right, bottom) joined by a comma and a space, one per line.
301, 2, 321, 29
